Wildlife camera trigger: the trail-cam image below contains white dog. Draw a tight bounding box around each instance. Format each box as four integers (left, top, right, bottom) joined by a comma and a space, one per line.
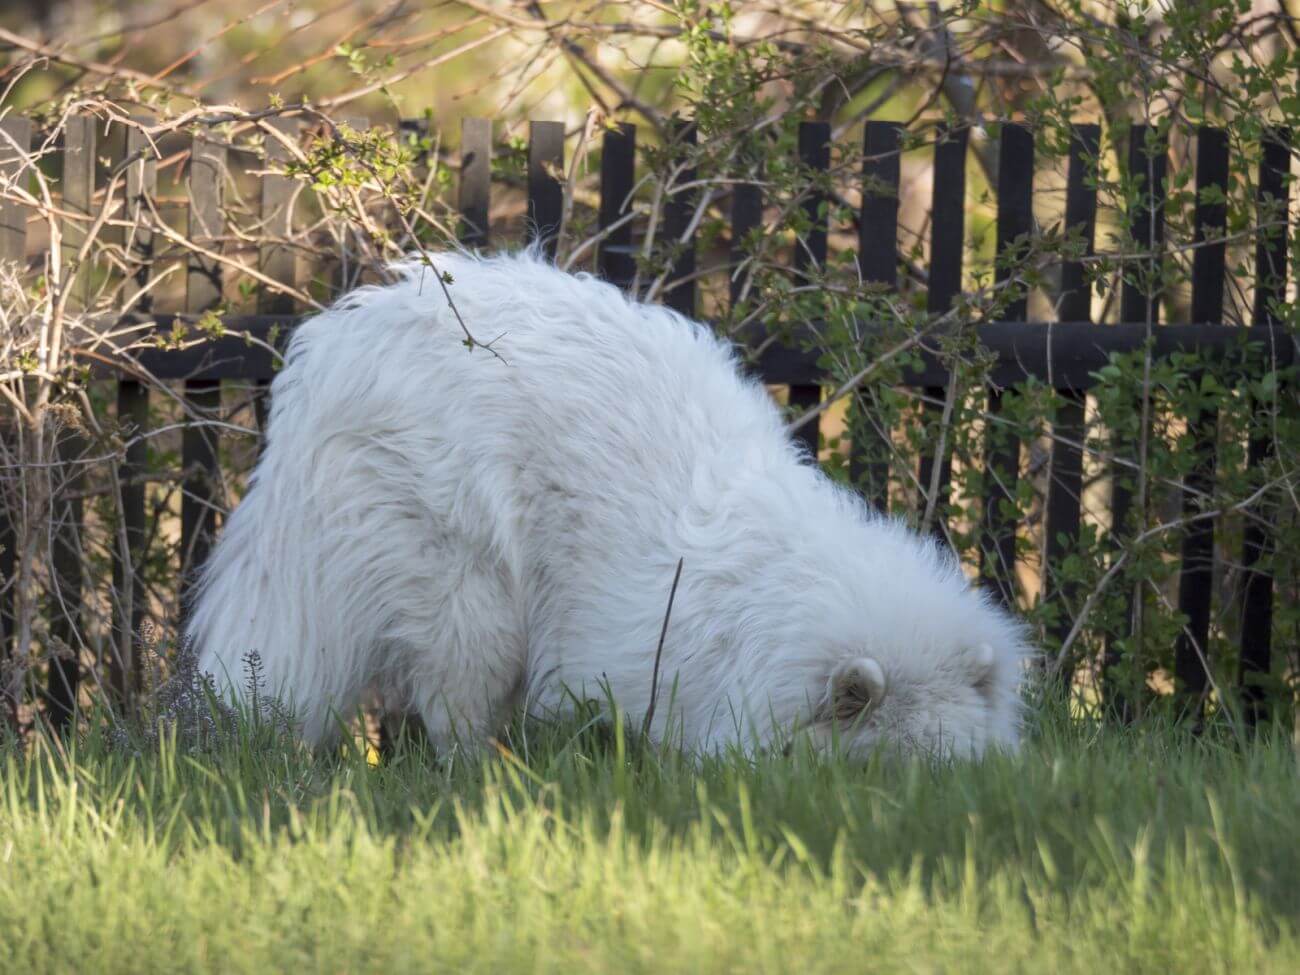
187, 250, 1033, 757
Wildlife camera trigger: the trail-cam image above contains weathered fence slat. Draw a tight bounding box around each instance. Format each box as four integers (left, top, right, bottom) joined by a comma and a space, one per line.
1045, 123, 1100, 683
111, 120, 158, 701
0, 115, 31, 666
795, 121, 831, 272
597, 123, 637, 290
123, 121, 157, 309
857, 121, 903, 288
788, 120, 831, 459
48, 116, 96, 733
259, 117, 299, 316
180, 135, 226, 616
850, 120, 903, 512
527, 121, 564, 259
331, 116, 371, 294
980, 122, 1033, 608
187, 134, 226, 310
0, 117, 28, 263
1239, 126, 1291, 726
662, 121, 699, 317
458, 118, 492, 248
1173, 126, 1229, 712
917, 125, 968, 538
48, 467, 85, 735
1119, 125, 1169, 325
1106, 125, 1168, 699
61, 115, 96, 304
254, 117, 300, 435
114, 377, 148, 699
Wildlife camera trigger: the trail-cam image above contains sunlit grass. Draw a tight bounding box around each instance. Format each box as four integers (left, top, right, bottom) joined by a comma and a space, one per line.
1, 700, 1297, 973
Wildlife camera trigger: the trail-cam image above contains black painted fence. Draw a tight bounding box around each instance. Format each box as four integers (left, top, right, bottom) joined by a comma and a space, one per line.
0, 114, 1293, 728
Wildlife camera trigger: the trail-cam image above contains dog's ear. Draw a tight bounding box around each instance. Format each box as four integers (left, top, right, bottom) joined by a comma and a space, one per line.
819, 657, 888, 725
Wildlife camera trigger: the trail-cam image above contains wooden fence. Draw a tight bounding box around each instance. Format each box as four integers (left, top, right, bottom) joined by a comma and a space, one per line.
0, 113, 1294, 729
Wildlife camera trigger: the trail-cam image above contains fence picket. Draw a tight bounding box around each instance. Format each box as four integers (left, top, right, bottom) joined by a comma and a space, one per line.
917, 126, 968, 539
1239, 127, 1291, 727
527, 121, 564, 259
459, 118, 492, 248
598, 122, 636, 290
662, 121, 699, 317
1045, 124, 1099, 684
0, 117, 28, 264
980, 122, 1033, 608
47, 116, 96, 733
789, 120, 831, 459
111, 120, 158, 701
1106, 125, 1168, 705
253, 117, 300, 436
1173, 127, 1229, 714
329, 117, 370, 295
850, 121, 903, 512
0, 115, 30, 669
729, 169, 763, 309
260, 117, 299, 315
180, 134, 226, 617
1120, 126, 1169, 324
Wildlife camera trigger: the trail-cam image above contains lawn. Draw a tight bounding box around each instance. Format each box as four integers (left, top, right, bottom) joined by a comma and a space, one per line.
1, 702, 1297, 973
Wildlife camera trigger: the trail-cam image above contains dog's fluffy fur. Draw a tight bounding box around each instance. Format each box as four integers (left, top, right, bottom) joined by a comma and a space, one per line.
188, 250, 1033, 757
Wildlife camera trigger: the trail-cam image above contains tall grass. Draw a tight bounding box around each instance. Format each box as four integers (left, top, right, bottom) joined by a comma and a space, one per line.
1, 701, 1297, 973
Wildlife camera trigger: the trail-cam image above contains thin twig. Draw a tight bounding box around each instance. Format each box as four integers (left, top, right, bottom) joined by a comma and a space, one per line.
642, 557, 684, 740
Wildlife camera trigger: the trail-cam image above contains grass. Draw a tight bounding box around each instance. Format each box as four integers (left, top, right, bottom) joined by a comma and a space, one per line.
1, 700, 1298, 973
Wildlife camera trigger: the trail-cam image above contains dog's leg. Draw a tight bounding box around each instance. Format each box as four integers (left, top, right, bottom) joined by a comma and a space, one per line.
398, 555, 527, 756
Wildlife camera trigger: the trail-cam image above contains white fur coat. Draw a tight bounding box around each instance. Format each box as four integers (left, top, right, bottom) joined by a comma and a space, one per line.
188, 251, 1033, 756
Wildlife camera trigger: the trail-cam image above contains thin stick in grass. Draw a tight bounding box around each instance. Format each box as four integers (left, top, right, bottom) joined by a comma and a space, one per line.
642, 557, 684, 740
